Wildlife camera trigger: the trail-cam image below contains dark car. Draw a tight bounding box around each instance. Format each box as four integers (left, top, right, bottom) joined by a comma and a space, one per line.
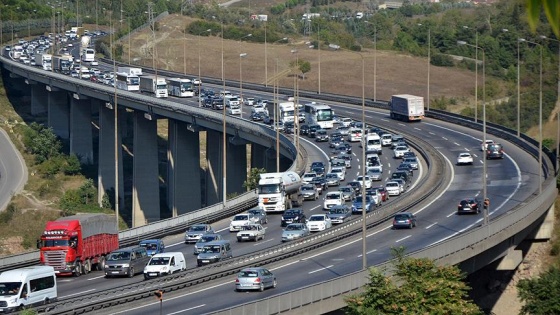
311, 166, 326, 177
327, 205, 352, 224
310, 177, 328, 194
392, 212, 417, 229
403, 151, 416, 159
300, 124, 310, 135
281, 208, 307, 227
486, 143, 504, 159
396, 163, 414, 177
315, 129, 329, 142
391, 171, 411, 185
347, 181, 362, 194
308, 124, 321, 138
310, 161, 326, 169
284, 122, 295, 134
251, 112, 264, 121
457, 198, 481, 214
330, 135, 344, 148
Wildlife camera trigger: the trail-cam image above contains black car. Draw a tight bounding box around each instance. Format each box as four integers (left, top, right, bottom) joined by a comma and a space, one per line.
457, 198, 481, 214
403, 151, 416, 158
311, 166, 325, 177
251, 112, 264, 121
308, 124, 321, 138
300, 124, 310, 136
341, 143, 352, 154
263, 115, 274, 125
486, 143, 504, 159
315, 129, 329, 142
310, 177, 328, 194
396, 163, 414, 177
391, 171, 411, 185
310, 161, 325, 169
284, 122, 295, 134
281, 208, 307, 227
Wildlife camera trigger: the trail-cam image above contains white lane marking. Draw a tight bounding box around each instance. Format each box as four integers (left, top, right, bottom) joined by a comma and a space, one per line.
464, 148, 470, 151
395, 235, 411, 243
446, 212, 455, 218
398, 123, 406, 127
381, 119, 389, 122
356, 249, 377, 258
309, 265, 334, 274
479, 160, 484, 164
414, 127, 421, 131
310, 205, 321, 212
473, 154, 478, 158
167, 305, 206, 315
61, 289, 96, 297
429, 132, 435, 135
454, 142, 460, 146
255, 238, 275, 245
167, 241, 183, 248
425, 222, 437, 229
442, 137, 448, 140
216, 227, 230, 233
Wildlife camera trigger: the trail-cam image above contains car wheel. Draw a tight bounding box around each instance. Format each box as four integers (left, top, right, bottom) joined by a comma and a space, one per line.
272, 279, 277, 288
409, 223, 413, 229
259, 283, 265, 292
128, 267, 134, 278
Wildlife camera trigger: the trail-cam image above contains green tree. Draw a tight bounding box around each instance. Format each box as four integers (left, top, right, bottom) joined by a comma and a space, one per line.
517, 266, 560, 314
63, 154, 82, 175
345, 247, 483, 315
243, 168, 266, 190
526, 0, 559, 38
299, 60, 311, 79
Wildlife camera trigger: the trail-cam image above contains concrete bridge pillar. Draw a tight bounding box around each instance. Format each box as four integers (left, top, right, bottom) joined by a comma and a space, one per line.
69, 94, 93, 164
97, 101, 124, 210
205, 130, 224, 206
29, 82, 47, 115
227, 140, 247, 196
251, 144, 268, 170
496, 248, 523, 271
132, 111, 160, 227
527, 204, 555, 240
167, 120, 201, 216
47, 87, 69, 139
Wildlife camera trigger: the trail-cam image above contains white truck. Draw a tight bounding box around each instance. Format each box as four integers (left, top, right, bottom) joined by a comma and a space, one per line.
117, 67, 143, 76
52, 55, 72, 75
389, 94, 425, 122
140, 75, 168, 98
278, 102, 296, 124
35, 53, 52, 71
258, 172, 303, 213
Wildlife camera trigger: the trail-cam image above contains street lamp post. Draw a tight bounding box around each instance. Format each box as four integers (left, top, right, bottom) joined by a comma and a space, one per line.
239, 52, 247, 118
458, 40, 488, 224
519, 38, 543, 192
540, 35, 560, 172
275, 58, 280, 172
291, 48, 300, 168
502, 28, 522, 138
463, 26, 479, 122
418, 24, 431, 111
198, 29, 211, 108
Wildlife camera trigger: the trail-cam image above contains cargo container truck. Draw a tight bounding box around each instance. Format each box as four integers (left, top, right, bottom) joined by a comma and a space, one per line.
38, 214, 119, 276
52, 55, 72, 75
117, 67, 143, 76
35, 53, 52, 71
140, 75, 168, 98
389, 94, 425, 122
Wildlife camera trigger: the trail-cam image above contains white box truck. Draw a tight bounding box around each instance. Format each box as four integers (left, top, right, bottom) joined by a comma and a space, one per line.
35, 53, 52, 71
117, 67, 143, 76
140, 75, 168, 98
0, 266, 57, 312
389, 94, 425, 122
258, 172, 303, 212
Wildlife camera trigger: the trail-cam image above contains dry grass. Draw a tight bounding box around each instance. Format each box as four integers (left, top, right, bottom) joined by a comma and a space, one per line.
123, 15, 477, 103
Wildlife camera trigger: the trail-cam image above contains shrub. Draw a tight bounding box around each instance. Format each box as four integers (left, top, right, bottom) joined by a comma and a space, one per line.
431, 53, 454, 67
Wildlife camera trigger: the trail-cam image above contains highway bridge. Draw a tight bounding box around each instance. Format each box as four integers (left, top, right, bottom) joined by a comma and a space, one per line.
0, 53, 557, 315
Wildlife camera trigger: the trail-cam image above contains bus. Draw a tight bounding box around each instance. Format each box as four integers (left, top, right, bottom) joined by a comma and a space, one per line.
304, 102, 334, 129
115, 72, 140, 91
167, 78, 195, 97
82, 48, 95, 62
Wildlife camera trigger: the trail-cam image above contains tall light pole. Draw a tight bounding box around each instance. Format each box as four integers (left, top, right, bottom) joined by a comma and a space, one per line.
239, 52, 247, 118
317, 22, 321, 95
360, 52, 366, 270
463, 26, 479, 122
221, 21, 224, 83
264, 21, 267, 87
502, 28, 522, 138
198, 29, 211, 108
275, 58, 280, 172
291, 48, 300, 168
458, 40, 488, 224
540, 35, 560, 172
518, 38, 543, 192
418, 24, 430, 111
373, 24, 377, 101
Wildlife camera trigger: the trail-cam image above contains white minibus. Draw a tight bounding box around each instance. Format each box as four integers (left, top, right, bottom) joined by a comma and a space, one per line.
0, 266, 57, 312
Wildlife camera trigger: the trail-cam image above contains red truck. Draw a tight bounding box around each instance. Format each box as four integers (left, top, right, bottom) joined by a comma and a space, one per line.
38, 214, 119, 276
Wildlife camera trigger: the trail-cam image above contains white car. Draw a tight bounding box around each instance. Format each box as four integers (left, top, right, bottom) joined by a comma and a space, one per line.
302, 172, 318, 184
229, 213, 257, 232
323, 191, 345, 210
306, 214, 333, 232
393, 146, 410, 158
381, 133, 393, 146
244, 97, 255, 106
481, 139, 494, 151
340, 117, 353, 127
226, 104, 241, 115
91, 60, 99, 66
457, 152, 474, 165
356, 175, 372, 189
331, 167, 346, 181
385, 181, 401, 196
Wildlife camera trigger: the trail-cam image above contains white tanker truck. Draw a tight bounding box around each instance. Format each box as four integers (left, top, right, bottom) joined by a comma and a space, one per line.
257, 172, 303, 213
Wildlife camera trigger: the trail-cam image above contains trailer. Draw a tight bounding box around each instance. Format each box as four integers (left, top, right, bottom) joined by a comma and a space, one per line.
258, 172, 303, 212
140, 75, 168, 98
389, 94, 425, 122
35, 53, 52, 71
52, 55, 72, 75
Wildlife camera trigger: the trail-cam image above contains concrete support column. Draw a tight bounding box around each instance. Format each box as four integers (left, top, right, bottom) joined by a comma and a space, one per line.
167, 120, 201, 216
70, 95, 93, 164
47, 89, 69, 139
227, 143, 247, 195
251, 144, 268, 170
30, 83, 47, 115
205, 130, 223, 206
97, 101, 124, 209
132, 111, 160, 227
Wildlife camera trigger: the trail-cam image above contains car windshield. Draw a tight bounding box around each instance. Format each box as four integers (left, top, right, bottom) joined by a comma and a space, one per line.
309, 216, 324, 221
395, 214, 410, 220
284, 210, 299, 216
330, 208, 345, 214
234, 215, 249, 221
201, 245, 221, 253
302, 186, 314, 191
326, 194, 340, 199
140, 243, 158, 250
0, 283, 22, 296
339, 187, 351, 193
190, 225, 207, 232
259, 183, 280, 194
332, 169, 342, 173
355, 196, 370, 203
107, 252, 130, 261
386, 183, 398, 187
326, 174, 338, 179
248, 210, 261, 215
286, 224, 302, 231
198, 235, 216, 243
238, 271, 259, 278
148, 257, 170, 265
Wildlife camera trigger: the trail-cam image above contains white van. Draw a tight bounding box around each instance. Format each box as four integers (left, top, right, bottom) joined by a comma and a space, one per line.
365, 133, 382, 153
143, 252, 186, 280
0, 266, 57, 312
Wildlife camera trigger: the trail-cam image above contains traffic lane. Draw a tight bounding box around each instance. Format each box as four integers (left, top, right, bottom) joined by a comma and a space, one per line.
0, 128, 27, 211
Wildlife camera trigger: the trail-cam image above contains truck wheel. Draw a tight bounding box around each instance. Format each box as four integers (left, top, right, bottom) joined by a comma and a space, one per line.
74, 262, 82, 277
83, 259, 91, 275
96, 256, 105, 271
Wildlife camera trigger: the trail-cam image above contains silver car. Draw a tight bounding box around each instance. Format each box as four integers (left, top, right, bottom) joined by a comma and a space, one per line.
327, 205, 352, 224
338, 186, 356, 202
235, 267, 277, 292
193, 233, 222, 254
325, 173, 341, 186
281, 223, 310, 242
301, 184, 319, 201
184, 224, 214, 244
247, 208, 268, 224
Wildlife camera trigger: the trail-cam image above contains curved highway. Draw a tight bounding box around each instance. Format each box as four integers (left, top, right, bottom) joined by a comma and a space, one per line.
0, 47, 542, 314
0, 127, 27, 212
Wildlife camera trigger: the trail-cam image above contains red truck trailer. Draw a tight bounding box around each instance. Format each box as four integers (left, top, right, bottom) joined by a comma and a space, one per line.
38, 214, 119, 276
